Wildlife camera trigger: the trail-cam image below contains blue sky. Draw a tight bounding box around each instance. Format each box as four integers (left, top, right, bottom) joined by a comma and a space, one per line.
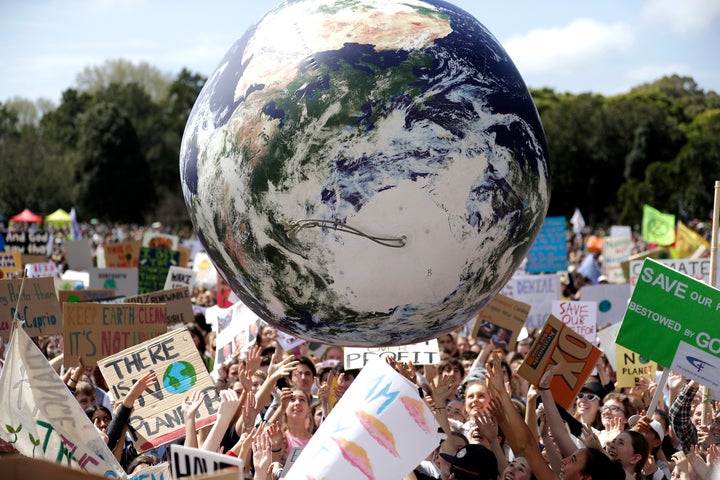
1, 0, 719, 104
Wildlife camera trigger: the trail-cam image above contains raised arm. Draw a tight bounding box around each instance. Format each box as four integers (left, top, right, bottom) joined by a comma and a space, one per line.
537, 363, 580, 457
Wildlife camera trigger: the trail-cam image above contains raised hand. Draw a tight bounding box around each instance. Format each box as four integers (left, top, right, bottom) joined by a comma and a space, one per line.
181, 390, 206, 421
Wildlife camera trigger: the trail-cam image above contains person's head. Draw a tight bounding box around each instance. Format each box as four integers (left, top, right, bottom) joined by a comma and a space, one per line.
437, 333, 458, 357
562, 448, 625, 480
463, 380, 490, 419
575, 382, 603, 428
205, 330, 217, 356
516, 337, 533, 358
438, 358, 465, 393
126, 454, 161, 474
321, 345, 343, 363
691, 402, 704, 427
446, 399, 466, 424
86, 405, 112, 433
284, 387, 312, 423
290, 356, 316, 394
601, 392, 634, 429
460, 351, 477, 372
502, 456, 536, 480
439, 444, 498, 480
435, 432, 469, 480
463, 420, 492, 449
74, 381, 97, 410
250, 370, 267, 394
186, 322, 206, 353
456, 335, 470, 355
310, 400, 323, 432
606, 430, 649, 478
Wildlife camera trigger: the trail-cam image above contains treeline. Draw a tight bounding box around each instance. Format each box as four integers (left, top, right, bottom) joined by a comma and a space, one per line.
1, 61, 718, 228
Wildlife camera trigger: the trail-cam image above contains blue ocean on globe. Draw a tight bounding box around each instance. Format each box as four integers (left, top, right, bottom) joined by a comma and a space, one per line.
162, 361, 197, 394
180, 0, 551, 346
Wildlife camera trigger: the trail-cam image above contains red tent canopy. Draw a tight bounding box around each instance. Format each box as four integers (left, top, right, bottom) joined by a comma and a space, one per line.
11, 208, 43, 223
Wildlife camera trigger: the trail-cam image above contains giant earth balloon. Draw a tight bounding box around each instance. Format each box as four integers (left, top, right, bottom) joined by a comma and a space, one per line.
180, 0, 550, 346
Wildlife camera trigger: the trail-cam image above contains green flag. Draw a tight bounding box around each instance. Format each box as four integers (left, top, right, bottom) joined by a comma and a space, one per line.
642, 204, 675, 245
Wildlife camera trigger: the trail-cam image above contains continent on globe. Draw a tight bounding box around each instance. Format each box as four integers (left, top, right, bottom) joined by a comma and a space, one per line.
180, 0, 550, 346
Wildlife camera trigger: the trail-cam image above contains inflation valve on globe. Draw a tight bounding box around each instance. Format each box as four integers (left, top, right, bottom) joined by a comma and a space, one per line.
284, 218, 407, 248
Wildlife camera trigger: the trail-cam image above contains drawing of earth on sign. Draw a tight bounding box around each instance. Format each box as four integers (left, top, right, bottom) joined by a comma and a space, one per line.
163, 361, 197, 394
103, 278, 117, 290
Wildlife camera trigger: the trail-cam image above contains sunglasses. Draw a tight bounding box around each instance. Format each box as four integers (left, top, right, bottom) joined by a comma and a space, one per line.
577, 393, 599, 401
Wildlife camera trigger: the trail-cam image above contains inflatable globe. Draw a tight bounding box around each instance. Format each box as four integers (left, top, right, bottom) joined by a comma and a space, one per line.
180, 0, 550, 346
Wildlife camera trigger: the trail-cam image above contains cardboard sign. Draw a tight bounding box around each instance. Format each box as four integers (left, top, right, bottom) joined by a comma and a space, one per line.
58, 289, 116, 303
617, 258, 720, 398
596, 323, 621, 371
472, 294, 530, 351
602, 234, 632, 283
551, 300, 597, 344
25, 262, 61, 278
0, 277, 62, 338
88, 267, 139, 297
63, 238, 93, 271
285, 357, 440, 480
0, 251, 22, 279
615, 344, 658, 389
164, 266, 196, 293
98, 328, 220, 452
628, 258, 717, 288
517, 315, 601, 410
63, 302, 168, 366
0, 325, 125, 477
525, 216, 567, 273
169, 444, 242, 479
504, 273, 562, 330
344, 340, 440, 370
104, 240, 141, 268
580, 284, 631, 329
124, 287, 195, 326
138, 247, 181, 294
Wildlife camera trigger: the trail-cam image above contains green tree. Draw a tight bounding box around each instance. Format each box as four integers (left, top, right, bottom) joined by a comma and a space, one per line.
73, 102, 156, 222
75, 59, 174, 103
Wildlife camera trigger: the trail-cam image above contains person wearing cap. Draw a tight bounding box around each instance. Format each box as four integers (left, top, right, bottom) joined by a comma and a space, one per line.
573, 381, 605, 432
630, 416, 672, 480
439, 444, 499, 480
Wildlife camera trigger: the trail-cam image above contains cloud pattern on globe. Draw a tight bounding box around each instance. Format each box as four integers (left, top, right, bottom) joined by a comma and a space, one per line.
180, 0, 550, 346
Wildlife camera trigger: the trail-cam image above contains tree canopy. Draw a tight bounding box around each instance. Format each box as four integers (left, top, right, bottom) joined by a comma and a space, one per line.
0, 60, 717, 229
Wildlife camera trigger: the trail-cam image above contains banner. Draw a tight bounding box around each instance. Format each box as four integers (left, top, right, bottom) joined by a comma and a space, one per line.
641, 205, 675, 246
472, 293, 530, 351
284, 357, 440, 480
504, 273, 561, 330
63, 302, 168, 366
0, 277, 63, 338
517, 315, 601, 410
88, 267, 139, 297
344, 340, 440, 370
99, 328, 220, 452
580, 284, 631, 329
138, 247, 180, 295
551, 300, 597, 344
124, 287, 195, 326
0, 324, 124, 477
525, 216, 567, 273
104, 240, 141, 268
3, 230, 49, 255
616, 258, 720, 398
674, 222, 709, 259
169, 444, 242, 479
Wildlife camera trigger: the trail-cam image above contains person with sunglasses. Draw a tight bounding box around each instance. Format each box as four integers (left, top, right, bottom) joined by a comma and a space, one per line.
573, 382, 605, 433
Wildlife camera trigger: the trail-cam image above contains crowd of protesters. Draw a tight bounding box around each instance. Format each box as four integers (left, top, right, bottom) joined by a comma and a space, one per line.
0, 219, 718, 480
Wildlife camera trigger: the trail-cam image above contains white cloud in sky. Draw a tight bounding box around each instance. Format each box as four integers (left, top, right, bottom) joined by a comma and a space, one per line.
503, 18, 635, 75
642, 0, 720, 35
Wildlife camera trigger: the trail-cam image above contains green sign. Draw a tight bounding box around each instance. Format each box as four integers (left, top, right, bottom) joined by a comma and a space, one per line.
617, 258, 720, 398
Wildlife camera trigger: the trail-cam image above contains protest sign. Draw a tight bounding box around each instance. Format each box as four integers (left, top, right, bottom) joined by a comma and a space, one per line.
0, 324, 124, 477
0, 251, 22, 279
3, 456, 109, 480
3, 230, 49, 255
138, 247, 181, 294
275, 329, 307, 352
517, 315, 601, 410
551, 300, 597, 344
164, 266, 196, 293
214, 303, 261, 367
596, 323, 621, 371
285, 357, 440, 480
58, 289, 116, 303
642, 205, 675, 246
104, 240, 141, 268
602, 234, 632, 283
128, 461, 170, 480
0, 277, 62, 338
63, 238, 93, 271
169, 444, 242, 479
628, 258, 719, 288
124, 287, 195, 326
88, 267, 139, 297
580, 284, 631, 329
472, 294, 530, 351
63, 302, 168, 366
344, 340, 440, 370
99, 328, 220, 452
616, 258, 720, 398
25, 262, 61, 278
504, 273, 561, 330
675, 221, 709, 259
193, 252, 218, 289
525, 216, 567, 273
142, 232, 179, 250
615, 344, 658, 389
